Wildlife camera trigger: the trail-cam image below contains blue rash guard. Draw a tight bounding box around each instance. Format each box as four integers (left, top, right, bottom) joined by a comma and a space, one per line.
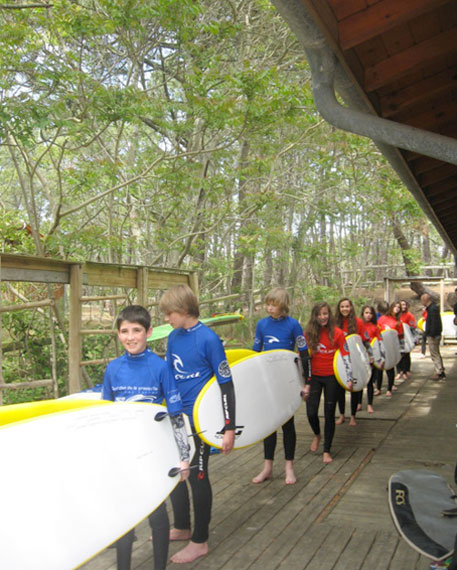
102, 347, 183, 416
166, 322, 232, 423
252, 316, 308, 353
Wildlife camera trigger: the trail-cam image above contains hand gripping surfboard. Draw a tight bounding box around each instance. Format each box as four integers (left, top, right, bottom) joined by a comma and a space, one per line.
333, 334, 371, 392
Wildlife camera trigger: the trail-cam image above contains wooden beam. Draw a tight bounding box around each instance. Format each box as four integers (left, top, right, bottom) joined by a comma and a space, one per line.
365, 27, 457, 91
419, 163, 457, 187
136, 267, 148, 307
0, 299, 53, 313
68, 264, 83, 394
340, 0, 449, 50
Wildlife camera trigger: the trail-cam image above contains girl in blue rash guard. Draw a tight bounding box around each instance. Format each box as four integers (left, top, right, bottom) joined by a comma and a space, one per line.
159, 285, 236, 566
102, 305, 190, 570
251, 288, 310, 486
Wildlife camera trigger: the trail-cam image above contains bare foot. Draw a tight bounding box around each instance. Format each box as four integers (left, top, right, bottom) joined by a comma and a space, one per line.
392, 385, 398, 391
252, 469, 272, 484
169, 528, 191, 542
349, 416, 357, 426
284, 461, 296, 485
323, 452, 333, 464
374, 389, 381, 396
367, 405, 374, 414
170, 541, 208, 564
335, 415, 345, 425
386, 390, 392, 398
310, 434, 321, 452
357, 403, 362, 412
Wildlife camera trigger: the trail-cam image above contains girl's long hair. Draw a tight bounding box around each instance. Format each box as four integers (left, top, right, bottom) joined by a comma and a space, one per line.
361, 304, 377, 325
388, 301, 401, 322
335, 297, 357, 334
305, 302, 335, 353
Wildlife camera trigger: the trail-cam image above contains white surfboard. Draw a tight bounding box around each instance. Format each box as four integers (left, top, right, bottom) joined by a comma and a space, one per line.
193, 349, 304, 449
417, 312, 457, 337
442, 311, 457, 337
0, 400, 189, 570
333, 334, 371, 392
371, 337, 385, 370
381, 328, 401, 370
402, 323, 416, 353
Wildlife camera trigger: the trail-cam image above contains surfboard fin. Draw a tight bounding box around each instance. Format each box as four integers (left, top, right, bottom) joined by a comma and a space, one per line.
154, 411, 168, 422
168, 465, 198, 478
441, 507, 457, 517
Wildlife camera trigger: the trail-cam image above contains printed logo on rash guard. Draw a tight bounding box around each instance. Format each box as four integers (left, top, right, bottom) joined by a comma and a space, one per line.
218, 359, 231, 378
172, 353, 201, 380
172, 353, 187, 374
296, 335, 307, 349
265, 335, 280, 344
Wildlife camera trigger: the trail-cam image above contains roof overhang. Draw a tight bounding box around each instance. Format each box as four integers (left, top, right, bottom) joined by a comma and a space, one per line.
272, 0, 457, 257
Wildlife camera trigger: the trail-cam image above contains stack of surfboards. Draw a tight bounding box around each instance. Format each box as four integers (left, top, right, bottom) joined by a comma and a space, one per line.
0, 399, 191, 570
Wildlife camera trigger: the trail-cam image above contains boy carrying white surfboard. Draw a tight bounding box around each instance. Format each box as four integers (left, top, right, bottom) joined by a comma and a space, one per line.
159, 284, 236, 564
102, 305, 191, 570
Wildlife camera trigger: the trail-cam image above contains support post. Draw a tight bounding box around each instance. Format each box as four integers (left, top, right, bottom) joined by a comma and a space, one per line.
68, 264, 83, 394
136, 267, 148, 307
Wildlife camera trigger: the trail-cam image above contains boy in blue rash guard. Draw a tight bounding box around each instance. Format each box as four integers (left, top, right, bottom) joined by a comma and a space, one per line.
159, 284, 236, 565
251, 287, 310, 485
102, 305, 191, 570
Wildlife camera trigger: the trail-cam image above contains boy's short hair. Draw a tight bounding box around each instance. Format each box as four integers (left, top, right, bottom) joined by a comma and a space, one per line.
376, 300, 389, 315
116, 305, 151, 331
159, 284, 200, 318
265, 287, 290, 315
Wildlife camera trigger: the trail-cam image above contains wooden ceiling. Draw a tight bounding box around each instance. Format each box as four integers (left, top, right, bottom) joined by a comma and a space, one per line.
299, 0, 457, 253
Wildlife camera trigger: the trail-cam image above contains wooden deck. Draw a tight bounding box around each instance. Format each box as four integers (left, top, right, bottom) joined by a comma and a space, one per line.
83, 345, 457, 570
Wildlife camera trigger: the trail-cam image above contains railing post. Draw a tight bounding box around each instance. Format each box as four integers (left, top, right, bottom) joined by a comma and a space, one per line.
68, 264, 83, 394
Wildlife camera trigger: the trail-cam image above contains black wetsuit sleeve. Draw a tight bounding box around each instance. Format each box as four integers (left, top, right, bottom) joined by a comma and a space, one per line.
220, 380, 236, 431
300, 349, 311, 382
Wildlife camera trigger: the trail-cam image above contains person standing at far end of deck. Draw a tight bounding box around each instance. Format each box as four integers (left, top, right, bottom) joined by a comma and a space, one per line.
421, 293, 445, 381
251, 287, 311, 486
159, 284, 236, 565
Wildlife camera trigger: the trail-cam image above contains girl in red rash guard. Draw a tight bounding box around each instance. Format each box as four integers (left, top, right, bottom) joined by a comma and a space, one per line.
360, 305, 385, 413
303, 302, 353, 464
398, 299, 416, 378
377, 301, 403, 397
334, 298, 364, 426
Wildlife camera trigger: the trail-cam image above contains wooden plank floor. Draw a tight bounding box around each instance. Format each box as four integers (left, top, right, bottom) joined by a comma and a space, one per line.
82, 345, 457, 570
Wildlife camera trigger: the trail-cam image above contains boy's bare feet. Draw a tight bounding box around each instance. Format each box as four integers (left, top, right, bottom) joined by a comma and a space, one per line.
367, 404, 374, 414
252, 460, 273, 484
170, 541, 208, 564
323, 452, 333, 464
335, 415, 345, 425
285, 460, 296, 485
169, 528, 191, 541
310, 434, 321, 452
349, 416, 357, 426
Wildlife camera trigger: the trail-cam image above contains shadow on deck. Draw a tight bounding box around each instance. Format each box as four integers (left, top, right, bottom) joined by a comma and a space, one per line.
83, 345, 457, 570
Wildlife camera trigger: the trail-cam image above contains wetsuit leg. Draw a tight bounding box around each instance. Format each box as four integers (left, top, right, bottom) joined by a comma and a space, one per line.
337, 383, 346, 415
148, 501, 169, 570
170, 481, 191, 533
376, 368, 383, 391
350, 391, 358, 417
322, 375, 339, 453
386, 368, 394, 391
306, 375, 324, 436
263, 431, 277, 461
282, 416, 296, 461
366, 367, 375, 405
116, 529, 135, 570
188, 436, 212, 543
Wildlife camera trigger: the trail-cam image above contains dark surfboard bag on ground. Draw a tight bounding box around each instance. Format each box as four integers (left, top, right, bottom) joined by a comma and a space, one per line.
388, 469, 457, 561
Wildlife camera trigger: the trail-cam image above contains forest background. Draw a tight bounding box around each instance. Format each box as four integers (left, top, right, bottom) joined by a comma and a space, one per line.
1, 0, 456, 401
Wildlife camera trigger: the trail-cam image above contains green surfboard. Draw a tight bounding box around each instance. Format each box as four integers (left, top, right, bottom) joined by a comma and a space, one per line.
147, 313, 243, 342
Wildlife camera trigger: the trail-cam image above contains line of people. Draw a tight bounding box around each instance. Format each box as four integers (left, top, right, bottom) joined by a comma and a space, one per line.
100, 285, 427, 569
251, 290, 420, 480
